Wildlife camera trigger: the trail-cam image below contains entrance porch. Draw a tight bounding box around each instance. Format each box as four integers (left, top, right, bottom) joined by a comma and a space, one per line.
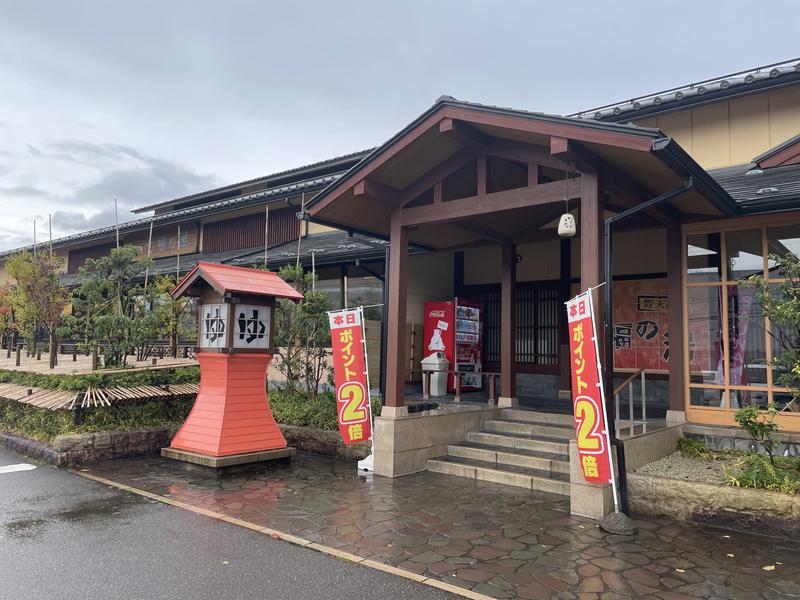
304, 97, 737, 517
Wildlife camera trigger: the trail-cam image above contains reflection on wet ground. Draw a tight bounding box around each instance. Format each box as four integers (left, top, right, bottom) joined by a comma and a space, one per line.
86, 452, 800, 599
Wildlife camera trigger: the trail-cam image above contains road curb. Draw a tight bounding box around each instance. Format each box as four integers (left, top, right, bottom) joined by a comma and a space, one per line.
68, 468, 494, 600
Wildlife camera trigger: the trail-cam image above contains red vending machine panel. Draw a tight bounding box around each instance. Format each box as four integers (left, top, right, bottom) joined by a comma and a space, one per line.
423, 298, 482, 392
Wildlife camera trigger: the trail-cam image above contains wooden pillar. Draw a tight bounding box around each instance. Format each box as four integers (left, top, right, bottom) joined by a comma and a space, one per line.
666, 224, 685, 414
384, 208, 408, 414
499, 243, 517, 406
558, 238, 572, 398
580, 171, 604, 357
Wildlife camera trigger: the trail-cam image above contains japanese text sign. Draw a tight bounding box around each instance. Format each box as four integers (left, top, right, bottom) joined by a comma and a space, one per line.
566, 291, 614, 484
328, 308, 372, 445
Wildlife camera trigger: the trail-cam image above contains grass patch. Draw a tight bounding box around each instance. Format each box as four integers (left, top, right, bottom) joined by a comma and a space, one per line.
0, 397, 194, 443
269, 388, 381, 431
725, 454, 800, 495
676, 436, 800, 494
0, 366, 200, 391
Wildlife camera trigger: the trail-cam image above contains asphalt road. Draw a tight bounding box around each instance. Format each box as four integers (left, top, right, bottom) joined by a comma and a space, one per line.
0, 447, 455, 600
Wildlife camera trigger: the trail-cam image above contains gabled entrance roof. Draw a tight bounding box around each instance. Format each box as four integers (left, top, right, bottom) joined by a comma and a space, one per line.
304, 97, 737, 249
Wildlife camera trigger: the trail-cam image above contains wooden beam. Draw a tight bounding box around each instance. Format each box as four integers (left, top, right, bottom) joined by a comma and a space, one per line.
401, 179, 570, 227
580, 170, 604, 359
580, 171, 603, 291
666, 223, 685, 413
486, 139, 570, 172
353, 178, 400, 208
443, 105, 656, 152
308, 110, 446, 215
439, 118, 490, 147
477, 154, 486, 195
400, 147, 476, 206
549, 137, 599, 174
385, 209, 408, 408
500, 243, 517, 402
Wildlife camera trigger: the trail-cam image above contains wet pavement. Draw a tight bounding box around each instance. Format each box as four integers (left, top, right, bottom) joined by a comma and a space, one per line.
0, 447, 457, 600
84, 451, 800, 599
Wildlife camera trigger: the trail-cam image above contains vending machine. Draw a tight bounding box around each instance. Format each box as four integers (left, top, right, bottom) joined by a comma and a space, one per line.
423, 298, 482, 392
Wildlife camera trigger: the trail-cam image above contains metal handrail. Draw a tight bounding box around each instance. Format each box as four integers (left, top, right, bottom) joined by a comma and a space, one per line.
613, 369, 649, 438
613, 368, 644, 396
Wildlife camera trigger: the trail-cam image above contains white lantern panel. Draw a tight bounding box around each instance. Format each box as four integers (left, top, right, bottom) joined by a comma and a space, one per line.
200, 303, 229, 348
232, 304, 271, 349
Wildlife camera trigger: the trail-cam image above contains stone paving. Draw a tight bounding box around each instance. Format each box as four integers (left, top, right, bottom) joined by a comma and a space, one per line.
84, 452, 800, 599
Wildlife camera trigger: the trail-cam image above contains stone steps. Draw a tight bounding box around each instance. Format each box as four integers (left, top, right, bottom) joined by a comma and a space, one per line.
427, 456, 570, 495
484, 419, 575, 439
466, 431, 570, 456
501, 409, 574, 426
447, 441, 569, 474
425, 407, 575, 496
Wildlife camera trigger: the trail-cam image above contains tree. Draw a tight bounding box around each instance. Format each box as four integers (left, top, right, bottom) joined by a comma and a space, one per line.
0, 286, 15, 356
272, 265, 330, 399
6, 250, 67, 368
150, 275, 194, 358
65, 246, 154, 368
749, 251, 800, 407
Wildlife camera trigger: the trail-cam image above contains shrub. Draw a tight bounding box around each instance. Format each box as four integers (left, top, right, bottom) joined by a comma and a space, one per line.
677, 437, 711, 459
0, 397, 194, 443
735, 405, 780, 462
269, 387, 382, 431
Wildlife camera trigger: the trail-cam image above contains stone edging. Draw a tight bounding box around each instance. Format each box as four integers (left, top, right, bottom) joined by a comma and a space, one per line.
0, 427, 174, 466
629, 472, 800, 537
278, 424, 370, 460
69, 469, 493, 600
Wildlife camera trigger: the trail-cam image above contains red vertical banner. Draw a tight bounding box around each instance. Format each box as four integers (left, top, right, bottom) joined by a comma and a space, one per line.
566, 291, 614, 485
329, 308, 372, 445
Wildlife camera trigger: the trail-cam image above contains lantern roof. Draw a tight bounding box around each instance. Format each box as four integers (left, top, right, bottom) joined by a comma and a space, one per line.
172, 261, 304, 301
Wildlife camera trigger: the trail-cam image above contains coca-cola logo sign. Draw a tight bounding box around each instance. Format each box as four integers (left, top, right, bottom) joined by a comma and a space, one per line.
428, 310, 446, 318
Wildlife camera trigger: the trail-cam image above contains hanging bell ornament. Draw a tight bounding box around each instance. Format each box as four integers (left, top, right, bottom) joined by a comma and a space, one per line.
558, 212, 576, 237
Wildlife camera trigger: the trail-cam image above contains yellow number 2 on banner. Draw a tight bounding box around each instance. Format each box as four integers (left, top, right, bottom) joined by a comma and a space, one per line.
338, 381, 368, 424
574, 396, 603, 452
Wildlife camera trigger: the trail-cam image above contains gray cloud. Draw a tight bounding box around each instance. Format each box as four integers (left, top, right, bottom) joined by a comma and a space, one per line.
47, 143, 220, 234
0, 184, 49, 198
0, 1, 797, 251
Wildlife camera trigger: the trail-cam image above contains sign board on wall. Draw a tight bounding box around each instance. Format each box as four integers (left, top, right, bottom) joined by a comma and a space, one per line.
127, 223, 198, 259
566, 291, 615, 485
328, 308, 373, 445
612, 279, 669, 371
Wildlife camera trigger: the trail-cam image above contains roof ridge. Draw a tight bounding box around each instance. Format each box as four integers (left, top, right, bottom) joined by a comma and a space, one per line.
571, 57, 800, 122
133, 148, 373, 214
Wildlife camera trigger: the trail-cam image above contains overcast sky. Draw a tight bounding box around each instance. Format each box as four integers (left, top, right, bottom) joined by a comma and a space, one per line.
0, 1, 797, 250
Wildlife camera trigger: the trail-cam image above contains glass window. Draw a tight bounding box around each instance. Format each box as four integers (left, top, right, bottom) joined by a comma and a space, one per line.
730, 387, 769, 410
346, 276, 383, 320
689, 387, 725, 407
772, 390, 797, 412
727, 285, 767, 386
767, 224, 800, 278
725, 229, 763, 281
687, 286, 725, 385
687, 233, 722, 282
768, 308, 799, 391
316, 278, 342, 310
